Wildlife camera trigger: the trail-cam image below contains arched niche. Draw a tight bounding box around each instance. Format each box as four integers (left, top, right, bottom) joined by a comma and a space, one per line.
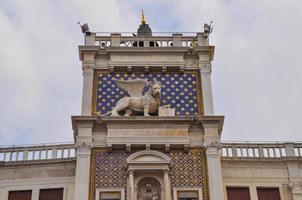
126, 150, 172, 200
136, 177, 162, 200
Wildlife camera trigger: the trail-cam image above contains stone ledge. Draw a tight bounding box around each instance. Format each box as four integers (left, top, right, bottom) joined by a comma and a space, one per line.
0, 158, 76, 167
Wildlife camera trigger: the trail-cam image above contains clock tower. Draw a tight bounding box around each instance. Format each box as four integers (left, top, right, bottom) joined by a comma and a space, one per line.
73, 14, 224, 200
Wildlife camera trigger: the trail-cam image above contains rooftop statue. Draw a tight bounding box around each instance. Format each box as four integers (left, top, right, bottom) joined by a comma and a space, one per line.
98, 79, 161, 116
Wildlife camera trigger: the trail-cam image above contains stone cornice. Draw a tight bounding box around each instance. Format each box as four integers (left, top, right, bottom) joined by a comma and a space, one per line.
72, 115, 223, 126
71, 115, 224, 141
78, 46, 215, 61
0, 158, 76, 167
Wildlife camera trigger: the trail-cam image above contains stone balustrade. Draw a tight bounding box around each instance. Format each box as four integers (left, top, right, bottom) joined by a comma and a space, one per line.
1, 142, 301, 163
84, 32, 209, 47
221, 142, 302, 159
0, 143, 75, 163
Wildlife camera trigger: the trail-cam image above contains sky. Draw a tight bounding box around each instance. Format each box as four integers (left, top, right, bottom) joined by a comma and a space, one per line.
0, 0, 302, 145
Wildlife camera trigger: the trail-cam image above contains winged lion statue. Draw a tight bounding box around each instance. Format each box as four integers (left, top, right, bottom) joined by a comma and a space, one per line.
98, 78, 161, 116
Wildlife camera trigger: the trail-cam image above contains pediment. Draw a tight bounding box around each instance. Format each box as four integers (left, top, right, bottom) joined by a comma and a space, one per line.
126, 150, 171, 165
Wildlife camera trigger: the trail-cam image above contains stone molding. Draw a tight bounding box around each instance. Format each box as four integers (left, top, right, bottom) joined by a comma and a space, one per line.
95, 188, 125, 200
126, 150, 171, 164
173, 187, 203, 200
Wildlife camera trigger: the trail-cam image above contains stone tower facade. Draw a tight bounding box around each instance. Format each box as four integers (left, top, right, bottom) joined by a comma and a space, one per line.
73, 18, 224, 200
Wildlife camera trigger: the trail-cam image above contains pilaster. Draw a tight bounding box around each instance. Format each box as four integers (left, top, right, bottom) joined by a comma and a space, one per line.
203, 122, 224, 200
0, 189, 8, 200
287, 161, 302, 200
81, 64, 95, 115
74, 123, 93, 200
199, 63, 214, 115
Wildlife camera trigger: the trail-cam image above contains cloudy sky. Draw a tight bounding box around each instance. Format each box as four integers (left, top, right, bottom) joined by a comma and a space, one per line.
0, 0, 302, 145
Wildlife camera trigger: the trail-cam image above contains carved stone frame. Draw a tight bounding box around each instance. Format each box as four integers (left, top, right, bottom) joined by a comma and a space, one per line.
95, 188, 125, 200
173, 187, 203, 200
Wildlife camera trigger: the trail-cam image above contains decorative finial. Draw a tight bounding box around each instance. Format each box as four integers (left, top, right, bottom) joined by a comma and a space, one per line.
141, 9, 146, 24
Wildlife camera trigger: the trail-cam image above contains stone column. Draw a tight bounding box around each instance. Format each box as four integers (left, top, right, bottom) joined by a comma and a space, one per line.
74, 124, 93, 200
203, 122, 224, 200
129, 170, 135, 200
163, 169, 172, 200
199, 63, 214, 115
81, 64, 94, 115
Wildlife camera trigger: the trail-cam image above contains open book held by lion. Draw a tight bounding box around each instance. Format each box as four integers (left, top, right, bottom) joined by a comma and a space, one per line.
97, 79, 161, 116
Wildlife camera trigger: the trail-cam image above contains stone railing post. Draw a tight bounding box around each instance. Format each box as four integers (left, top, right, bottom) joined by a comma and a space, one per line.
197, 32, 208, 46
85, 33, 96, 45
285, 143, 296, 157
22, 148, 29, 161
172, 33, 182, 47
111, 33, 121, 47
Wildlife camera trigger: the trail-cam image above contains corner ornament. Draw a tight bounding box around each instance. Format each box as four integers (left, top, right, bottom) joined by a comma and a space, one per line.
97, 79, 161, 116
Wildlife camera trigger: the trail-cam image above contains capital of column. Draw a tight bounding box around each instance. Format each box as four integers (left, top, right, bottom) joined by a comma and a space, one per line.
199, 63, 212, 73
289, 181, 302, 194
82, 64, 95, 76
76, 142, 93, 156
205, 141, 221, 156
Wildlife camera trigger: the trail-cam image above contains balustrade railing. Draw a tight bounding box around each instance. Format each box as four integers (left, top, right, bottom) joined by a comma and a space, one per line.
0, 143, 75, 163
84, 32, 209, 47
1, 142, 301, 163
221, 142, 302, 159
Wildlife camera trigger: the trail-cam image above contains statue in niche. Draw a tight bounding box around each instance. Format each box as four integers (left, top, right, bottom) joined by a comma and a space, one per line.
99, 79, 161, 116
137, 184, 160, 200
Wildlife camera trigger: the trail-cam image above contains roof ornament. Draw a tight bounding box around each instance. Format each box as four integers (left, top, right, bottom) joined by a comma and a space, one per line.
141, 9, 146, 25
204, 21, 213, 38
78, 21, 91, 36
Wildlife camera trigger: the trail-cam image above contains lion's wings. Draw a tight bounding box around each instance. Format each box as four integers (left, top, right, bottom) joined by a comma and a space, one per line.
114, 78, 149, 97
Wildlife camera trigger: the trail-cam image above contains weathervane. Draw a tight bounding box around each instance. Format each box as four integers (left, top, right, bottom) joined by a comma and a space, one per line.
78, 21, 91, 36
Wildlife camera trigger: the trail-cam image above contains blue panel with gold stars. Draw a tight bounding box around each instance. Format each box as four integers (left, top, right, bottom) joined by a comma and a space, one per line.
95, 72, 201, 116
